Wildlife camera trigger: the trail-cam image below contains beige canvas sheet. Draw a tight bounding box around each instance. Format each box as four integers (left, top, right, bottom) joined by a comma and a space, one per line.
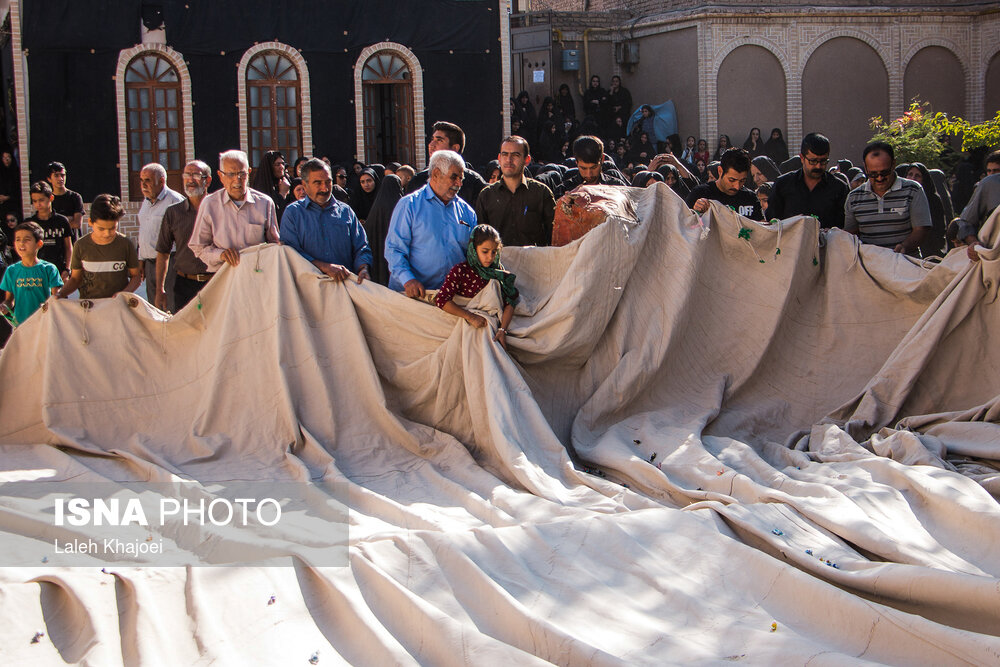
1, 183, 999, 665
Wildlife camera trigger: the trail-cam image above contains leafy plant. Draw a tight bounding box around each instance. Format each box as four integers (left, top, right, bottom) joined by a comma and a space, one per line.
869, 100, 1000, 171
935, 110, 1000, 153
868, 102, 952, 170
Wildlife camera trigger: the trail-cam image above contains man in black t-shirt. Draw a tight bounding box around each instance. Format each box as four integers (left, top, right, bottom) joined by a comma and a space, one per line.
47, 161, 85, 240
686, 148, 763, 221
27, 180, 72, 276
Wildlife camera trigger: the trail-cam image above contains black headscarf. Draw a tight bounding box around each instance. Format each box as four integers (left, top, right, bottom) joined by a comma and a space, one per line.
347, 160, 365, 195
630, 171, 663, 188
763, 128, 789, 164
350, 167, 380, 220
904, 162, 946, 257
363, 174, 403, 286
0, 150, 21, 220
743, 128, 764, 157
752, 156, 781, 183
534, 168, 564, 200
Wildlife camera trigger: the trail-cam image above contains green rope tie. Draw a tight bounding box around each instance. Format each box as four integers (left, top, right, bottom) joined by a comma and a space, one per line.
738, 227, 753, 241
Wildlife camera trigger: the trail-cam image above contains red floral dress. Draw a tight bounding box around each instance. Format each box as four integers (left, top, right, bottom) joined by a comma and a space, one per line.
434, 262, 490, 309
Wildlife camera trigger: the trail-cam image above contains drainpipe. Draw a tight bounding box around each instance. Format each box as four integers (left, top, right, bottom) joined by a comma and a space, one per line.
581, 28, 592, 96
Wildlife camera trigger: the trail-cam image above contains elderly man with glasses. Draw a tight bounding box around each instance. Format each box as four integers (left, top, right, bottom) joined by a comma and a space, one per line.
385, 149, 475, 299
844, 141, 931, 255
154, 160, 215, 311
189, 149, 280, 273
765, 132, 848, 229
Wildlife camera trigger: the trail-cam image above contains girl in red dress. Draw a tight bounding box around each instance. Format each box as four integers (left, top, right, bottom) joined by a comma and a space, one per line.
434, 225, 518, 350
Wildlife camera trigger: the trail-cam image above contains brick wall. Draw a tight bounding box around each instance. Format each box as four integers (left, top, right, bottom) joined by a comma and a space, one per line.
529, 0, 999, 15
75, 203, 140, 242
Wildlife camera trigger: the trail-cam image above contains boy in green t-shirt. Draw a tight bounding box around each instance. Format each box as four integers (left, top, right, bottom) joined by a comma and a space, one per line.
57, 194, 140, 300
0, 221, 64, 326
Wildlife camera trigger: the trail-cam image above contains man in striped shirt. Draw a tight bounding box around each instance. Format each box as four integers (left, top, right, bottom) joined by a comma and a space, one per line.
844, 141, 931, 254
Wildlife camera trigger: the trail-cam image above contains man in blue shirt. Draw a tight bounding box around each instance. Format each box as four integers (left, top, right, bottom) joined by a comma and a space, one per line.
385, 150, 475, 298
281, 158, 372, 283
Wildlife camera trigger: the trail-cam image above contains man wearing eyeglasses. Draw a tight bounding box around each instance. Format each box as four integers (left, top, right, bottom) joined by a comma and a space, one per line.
385, 150, 474, 299
845, 141, 930, 254
189, 149, 280, 273
765, 133, 848, 228
154, 160, 213, 311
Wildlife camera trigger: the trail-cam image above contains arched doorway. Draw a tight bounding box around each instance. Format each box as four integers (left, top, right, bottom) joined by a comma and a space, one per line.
904, 46, 966, 117
361, 51, 415, 166
716, 45, 787, 155
986, 51, 1000, 121
802, 37, 889, 164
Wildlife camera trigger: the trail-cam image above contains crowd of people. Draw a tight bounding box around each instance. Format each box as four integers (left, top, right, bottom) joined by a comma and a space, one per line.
1, 103, 999, 349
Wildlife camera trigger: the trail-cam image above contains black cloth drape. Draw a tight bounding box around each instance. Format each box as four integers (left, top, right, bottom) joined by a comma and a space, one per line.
363, 174, 403, 286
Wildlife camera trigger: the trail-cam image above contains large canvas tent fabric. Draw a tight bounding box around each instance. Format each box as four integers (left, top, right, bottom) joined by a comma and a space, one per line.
1, 184, 1000, 664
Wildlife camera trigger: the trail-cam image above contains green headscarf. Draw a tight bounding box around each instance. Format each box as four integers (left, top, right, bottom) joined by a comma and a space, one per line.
466, 230, 519, 306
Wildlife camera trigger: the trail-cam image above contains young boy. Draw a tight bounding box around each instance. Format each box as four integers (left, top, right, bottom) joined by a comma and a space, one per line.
0, 221, 63, 326
57, 194, 141, 299
28, 181, 72, 279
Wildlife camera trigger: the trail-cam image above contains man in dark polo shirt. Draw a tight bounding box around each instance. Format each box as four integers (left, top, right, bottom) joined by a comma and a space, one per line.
154, 160, 212, 311
686, 148, 763, 221
766, 132, 848, 228
46, 162, 85, 241
474, 136, 556, 246
845, 141, 930, 254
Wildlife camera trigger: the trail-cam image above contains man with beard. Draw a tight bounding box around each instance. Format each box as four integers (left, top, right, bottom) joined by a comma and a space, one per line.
765, 133, 848, 228
154, 160, 213, 311
687, 148, 764, 221
474, 136, 555, 246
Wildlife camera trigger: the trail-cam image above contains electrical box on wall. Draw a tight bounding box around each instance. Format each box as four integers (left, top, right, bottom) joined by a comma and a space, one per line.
615, 41, 640, 66
562, 49, 580, 71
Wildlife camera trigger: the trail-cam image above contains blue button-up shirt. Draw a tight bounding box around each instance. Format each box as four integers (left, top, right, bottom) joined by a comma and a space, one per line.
280, 196, 372, 272
385, 184, 475, 291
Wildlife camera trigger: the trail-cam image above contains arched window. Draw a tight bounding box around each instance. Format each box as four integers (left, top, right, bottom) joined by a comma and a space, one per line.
246, 51, 301, 167
361, 50, 415, 165
124, 53, 185, 199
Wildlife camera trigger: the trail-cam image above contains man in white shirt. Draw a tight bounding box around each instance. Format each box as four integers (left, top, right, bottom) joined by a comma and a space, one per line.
137, 163, 183, 308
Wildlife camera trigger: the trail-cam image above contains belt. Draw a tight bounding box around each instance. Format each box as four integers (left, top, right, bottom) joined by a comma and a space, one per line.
177, 272, 213, 282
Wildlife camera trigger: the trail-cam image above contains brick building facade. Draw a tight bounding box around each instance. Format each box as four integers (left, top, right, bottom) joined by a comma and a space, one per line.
511, 0, 1000, 165
6, 0, 510, 239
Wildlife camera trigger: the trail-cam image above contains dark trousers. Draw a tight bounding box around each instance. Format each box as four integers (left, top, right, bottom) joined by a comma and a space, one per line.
174, 275, 209, 312
143, 255, 176, 312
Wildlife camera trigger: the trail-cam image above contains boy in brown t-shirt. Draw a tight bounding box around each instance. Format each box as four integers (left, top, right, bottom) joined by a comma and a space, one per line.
57, 195, 140, 299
